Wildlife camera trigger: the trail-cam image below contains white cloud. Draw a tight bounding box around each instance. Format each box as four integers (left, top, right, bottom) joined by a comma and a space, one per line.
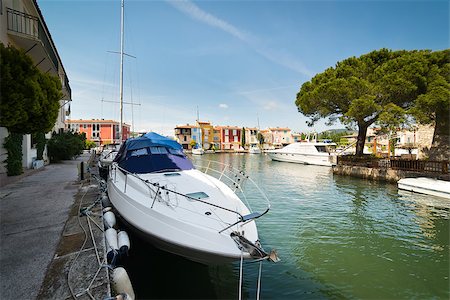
166, 0, 250, 42
263, 101, 279, 111
219, 103, 228, 109
166, 0, 313, 77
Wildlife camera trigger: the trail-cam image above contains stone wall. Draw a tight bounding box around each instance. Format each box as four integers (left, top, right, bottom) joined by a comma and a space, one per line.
416, 124, 434, 159
332, 165, 450, 182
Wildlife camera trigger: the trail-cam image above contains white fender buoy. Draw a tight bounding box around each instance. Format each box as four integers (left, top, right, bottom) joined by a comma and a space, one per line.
103, 211, 116, 229
112, 267, 135, 300
103, 206, 112, 213
118, 231, 130, 257
114, 293, 132, 300
105, 228, 119, 265
105, 228, 119, 251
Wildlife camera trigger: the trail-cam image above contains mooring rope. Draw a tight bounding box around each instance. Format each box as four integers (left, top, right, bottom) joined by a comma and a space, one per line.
68, 168, 107, 299
256, 260, 263, 300
238, 250, 244, 300
67, 182, 91, 299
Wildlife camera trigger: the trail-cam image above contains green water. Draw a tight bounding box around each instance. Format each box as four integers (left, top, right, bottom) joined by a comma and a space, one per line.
127, 153, 449, 299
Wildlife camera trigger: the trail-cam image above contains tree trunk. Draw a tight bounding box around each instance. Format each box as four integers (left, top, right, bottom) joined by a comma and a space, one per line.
355, 123, 368, 156
429, 110, 450, 160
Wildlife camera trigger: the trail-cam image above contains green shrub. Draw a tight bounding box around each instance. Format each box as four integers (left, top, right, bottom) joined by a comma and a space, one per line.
32, 132, 47, 160
85, 140, 96, 150
3, 133, 23, 176
47, 131, 86, 162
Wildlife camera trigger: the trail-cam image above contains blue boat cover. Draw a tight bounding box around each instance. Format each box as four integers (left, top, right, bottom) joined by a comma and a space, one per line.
125, 132, 182, 151
114, 132, 193, 174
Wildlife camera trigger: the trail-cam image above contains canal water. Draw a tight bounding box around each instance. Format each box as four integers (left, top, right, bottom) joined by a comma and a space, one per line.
124, 153, 449, 299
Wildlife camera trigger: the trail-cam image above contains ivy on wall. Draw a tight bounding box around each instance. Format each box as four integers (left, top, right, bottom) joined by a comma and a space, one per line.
3, 133, 23, 176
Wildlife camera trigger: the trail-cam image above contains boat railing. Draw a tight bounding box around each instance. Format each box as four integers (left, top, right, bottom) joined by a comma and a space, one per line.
110, 164, 269, 233
193, 159, 271, 213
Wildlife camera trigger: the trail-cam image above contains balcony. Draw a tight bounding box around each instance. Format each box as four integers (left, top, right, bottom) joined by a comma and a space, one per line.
6, 7, 71, 99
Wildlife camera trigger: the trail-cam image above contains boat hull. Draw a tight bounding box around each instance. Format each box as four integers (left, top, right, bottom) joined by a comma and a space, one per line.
117, 214, 240, 264
267, 152, 334, 166
107, 168, 258, 265
192, 148, 204, 155
398, 177, 450, 199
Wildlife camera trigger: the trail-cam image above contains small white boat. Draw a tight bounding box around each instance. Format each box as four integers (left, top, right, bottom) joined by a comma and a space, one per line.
266, 141, 337, 166
249, 145, 261, 154
398, 177, 450, 199
191, 147, 204, 155
108, 132, 275, 264
98, 144, 121, 179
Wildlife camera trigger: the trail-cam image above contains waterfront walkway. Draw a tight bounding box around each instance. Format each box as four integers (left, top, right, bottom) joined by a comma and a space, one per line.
0, 155, 88, 299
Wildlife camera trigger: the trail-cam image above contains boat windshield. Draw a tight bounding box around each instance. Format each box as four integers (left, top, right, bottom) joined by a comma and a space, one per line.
315, 146, 327, 153
315, 145, 336, 153
117, 146, 194, 174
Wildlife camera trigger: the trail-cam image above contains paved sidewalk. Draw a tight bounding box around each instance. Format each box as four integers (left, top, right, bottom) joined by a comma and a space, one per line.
0, 155, 89, 300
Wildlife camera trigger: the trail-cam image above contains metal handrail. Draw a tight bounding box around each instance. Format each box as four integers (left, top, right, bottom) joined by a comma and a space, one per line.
193, 159, 271, 211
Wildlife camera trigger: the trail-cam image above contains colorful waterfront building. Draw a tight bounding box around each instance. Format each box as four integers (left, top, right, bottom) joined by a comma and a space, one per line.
269, 127, 292, 148
259, 129, 273, 149
174, 124, 195, 150
197, 121, 214, 150
212, 127, 221, 150
292, 132, 303, 142
244, 127, 259, 148
67, 119, 130, 146
216, 126, 242, 150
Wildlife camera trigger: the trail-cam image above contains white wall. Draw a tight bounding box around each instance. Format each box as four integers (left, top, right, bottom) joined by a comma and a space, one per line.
22, 134, 37, 169
0, 127, 9, 174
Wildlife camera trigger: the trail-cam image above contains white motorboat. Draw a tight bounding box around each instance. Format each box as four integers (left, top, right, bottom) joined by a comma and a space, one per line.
398, 177, 450, 199
108, 132, 276, 264
249, 145, 261, 154
98, 144, 121, 180
191, 147, 204, 155
266, 141, 337, 166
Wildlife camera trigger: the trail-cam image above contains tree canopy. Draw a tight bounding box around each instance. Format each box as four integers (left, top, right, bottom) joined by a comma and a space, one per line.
0, 43, 62, 134
295, 48, 449, 157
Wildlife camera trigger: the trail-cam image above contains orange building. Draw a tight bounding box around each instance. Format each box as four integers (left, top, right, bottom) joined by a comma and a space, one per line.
67, 119, 130, 145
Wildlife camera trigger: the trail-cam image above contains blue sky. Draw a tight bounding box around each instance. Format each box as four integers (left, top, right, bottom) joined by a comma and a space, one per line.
39, 0, 449, 136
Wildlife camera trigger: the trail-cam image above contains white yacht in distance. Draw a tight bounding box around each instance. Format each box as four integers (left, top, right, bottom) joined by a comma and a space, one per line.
267, 140, 337, 166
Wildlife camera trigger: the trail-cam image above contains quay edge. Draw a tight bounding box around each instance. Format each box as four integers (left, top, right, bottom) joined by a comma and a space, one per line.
332, 165, 450, 183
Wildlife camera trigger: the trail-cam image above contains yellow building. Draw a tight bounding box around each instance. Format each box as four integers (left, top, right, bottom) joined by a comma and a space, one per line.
197, 121, 214, 150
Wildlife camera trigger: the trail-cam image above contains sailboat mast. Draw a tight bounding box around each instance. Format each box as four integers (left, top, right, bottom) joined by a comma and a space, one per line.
119, 0, 125, 142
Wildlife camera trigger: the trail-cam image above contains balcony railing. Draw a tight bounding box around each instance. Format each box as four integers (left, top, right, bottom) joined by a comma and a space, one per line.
6, 7, 38, 38
7, 7, 59, 73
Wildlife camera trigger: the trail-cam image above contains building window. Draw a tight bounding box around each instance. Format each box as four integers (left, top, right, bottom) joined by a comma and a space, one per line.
83, 124, 87, 129
184, 136, 187, 142
232, 129, 237, 135
225, 129, 229, 135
